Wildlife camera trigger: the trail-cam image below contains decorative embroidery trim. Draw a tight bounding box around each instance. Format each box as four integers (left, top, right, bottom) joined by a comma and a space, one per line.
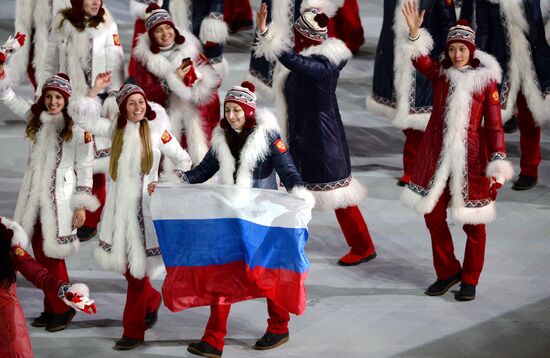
490, 152, 507, 161
57, 283, 70, 299
371, 93, 397, 108
174, 169, 189, 183
146, 247, 162, 257
93, 138, 112, 158
305, 177, 351, 191
208, 12, 224, 21
208, 55, 223, 65
76, 186, 93, 194
99, 239, 112, 252
57, 234, 78, 244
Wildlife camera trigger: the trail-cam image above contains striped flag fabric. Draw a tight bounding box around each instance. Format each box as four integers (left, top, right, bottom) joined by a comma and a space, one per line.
150, 183, 313, 315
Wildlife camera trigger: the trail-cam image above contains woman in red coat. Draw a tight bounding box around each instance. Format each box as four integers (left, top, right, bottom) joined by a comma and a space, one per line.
400, 1, 514, 301
0, 217, 96, 358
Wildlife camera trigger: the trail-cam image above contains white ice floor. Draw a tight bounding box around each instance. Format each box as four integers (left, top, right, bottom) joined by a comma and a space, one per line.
1, 1, 550, 357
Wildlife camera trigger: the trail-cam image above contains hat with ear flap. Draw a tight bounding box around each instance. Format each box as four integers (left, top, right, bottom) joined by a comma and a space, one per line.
144, 3, 185, 53
115, 84, 156, 122
442, 19, 479, 68
221, 81, 257, 129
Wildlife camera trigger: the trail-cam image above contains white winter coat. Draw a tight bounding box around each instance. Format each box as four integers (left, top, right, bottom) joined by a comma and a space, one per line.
0, 82, 98, 260
71, 96, 192, 279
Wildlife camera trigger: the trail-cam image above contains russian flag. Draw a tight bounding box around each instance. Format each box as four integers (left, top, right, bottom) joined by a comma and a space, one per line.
150, 184, 313, 315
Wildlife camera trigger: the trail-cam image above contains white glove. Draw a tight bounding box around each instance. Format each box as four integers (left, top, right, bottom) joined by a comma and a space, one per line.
62, 283, 97, 314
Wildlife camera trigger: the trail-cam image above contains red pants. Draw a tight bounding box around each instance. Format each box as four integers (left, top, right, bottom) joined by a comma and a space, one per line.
202, 299, 290, 351
516, 92, 541, 177
335, 205, 376, 256
424, 188, 486, 286
402, 129, 424, 180
30, 221, 70, 314
328, 0, 365, 54
122, 271, 162, 340
83, 173, 106, 228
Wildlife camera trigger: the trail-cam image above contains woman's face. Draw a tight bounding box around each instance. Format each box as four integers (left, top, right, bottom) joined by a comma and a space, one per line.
82, 0, 102, 17
448, 43, 471, 69
44, 90, 66, 115
126, 94, 147, 123
153, 24, 176, 48
224, 102, 246, 131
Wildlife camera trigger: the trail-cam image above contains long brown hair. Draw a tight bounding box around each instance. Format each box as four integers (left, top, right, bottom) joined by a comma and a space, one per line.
109, 116, 154, 182
60, 7, 106, 32
26, 107, 74, 143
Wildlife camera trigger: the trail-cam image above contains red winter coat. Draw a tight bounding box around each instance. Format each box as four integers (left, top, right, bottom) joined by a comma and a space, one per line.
0, 247, 65, 358
400, 29, 513, 225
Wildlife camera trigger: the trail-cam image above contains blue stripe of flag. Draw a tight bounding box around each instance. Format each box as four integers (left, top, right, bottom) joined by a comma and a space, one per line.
154, 218, 310, 273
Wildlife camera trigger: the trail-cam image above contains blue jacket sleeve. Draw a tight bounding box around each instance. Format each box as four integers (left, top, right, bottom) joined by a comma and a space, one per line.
278, 51, 334, 81
268, 133, 303, 191
183, 150, 220, 184
475, 0, 494, 51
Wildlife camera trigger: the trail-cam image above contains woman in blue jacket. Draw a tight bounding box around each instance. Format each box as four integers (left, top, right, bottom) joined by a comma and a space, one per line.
254, 3, 377, 267
149, 81, 312, 357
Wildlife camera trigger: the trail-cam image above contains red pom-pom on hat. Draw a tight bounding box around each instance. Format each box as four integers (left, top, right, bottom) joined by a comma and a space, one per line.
314, 13, 330, 28
240, 81, 255, 93
456, 19, 470, 27
56, 73, 70, 82
146, 2, 162, 14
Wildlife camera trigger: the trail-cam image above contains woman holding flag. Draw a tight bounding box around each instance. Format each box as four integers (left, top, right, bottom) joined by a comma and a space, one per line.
148, 81, 313, 357
71, 73, 192, 350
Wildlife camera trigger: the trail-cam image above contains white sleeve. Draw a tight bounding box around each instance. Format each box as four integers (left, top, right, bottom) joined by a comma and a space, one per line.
0, 71, 32, 120
105, 22, 125, 93
69, 96, 114, 138
159, 129, 192, 172
70, 130, 100, 211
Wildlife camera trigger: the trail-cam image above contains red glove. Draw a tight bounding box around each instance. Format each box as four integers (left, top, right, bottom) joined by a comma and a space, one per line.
62, 284, 97, 314
183, 64, 198, 87
489, 176, 503, 201
0, 52, 5, 65
1, 32, 26, 54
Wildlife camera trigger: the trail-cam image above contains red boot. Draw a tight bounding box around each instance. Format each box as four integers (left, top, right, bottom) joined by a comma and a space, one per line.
335, 206, 377, 266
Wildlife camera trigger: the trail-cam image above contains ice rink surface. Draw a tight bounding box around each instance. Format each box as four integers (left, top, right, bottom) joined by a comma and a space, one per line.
1, 1, 549, 357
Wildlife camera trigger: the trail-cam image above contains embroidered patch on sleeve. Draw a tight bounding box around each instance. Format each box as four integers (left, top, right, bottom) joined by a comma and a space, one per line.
445, 0, 454, 6
84, 131, 93, 143
274, 139, 288, 153
113, 34, 121, 46
15, 247, 27, 257
161, 130, 172, 144
491, 91, 500, 104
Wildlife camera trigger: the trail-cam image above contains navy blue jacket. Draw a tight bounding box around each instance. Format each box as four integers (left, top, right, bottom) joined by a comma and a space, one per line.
476, 0, 550, 100
183, 123, 302, 191
277, 40, 354, 188
372, 0, 456, 112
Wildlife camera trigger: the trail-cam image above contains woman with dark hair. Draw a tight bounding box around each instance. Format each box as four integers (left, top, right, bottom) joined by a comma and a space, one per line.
39, 0, 125, 241
72, 73, 192, 350
0, 53, 98, 332
0, 216, 96, 358
149, 81, 312, 357
254, 3, 377, 267
133, 3, 221, 166
400, 0, 513, 301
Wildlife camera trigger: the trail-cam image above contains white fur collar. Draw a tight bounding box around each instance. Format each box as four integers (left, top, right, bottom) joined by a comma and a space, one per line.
298, 38, 353, 65
441, 50, 502, 90
211, 109, 280, 187
133, 29, 202, 79
40, 111, 65, 130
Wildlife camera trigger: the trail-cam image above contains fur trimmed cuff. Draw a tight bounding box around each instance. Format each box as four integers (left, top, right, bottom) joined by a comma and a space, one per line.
400, 28, 434, 60
71, 192, 100, 212
291, 186, 316, 209
451, 202, 496, 225
190, 63, 221, 106
199, 17, 229, 44
486, 158, 514, 183
400, 187, 437, 215
252, 26, 293, 63
160, 169, 189, 183
1, 216, 29, 249
102, 94, 119, 121
311, 177, 367, 211
67, 283, 90, 297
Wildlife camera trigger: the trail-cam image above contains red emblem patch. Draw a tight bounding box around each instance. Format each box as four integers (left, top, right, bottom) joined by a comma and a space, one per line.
14, 247, 27, 257
161, 130, 172, 144
274, 139, 288, 153
491, 91, 500, 104
84, 131, 92, 143
113, 34, 121, 46
445, 0, 454, 6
